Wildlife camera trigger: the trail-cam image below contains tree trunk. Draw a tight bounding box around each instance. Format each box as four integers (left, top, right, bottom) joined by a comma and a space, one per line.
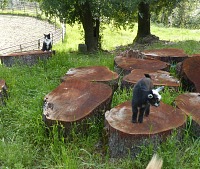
79, 1, 100, 52
137, 2, 150, 38
134, 2, 158, 43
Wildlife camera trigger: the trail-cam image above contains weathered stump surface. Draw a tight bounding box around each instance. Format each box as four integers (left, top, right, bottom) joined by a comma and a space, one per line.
43, 79, 113, 135
105, 101, 186, 158
142, 48, 188, 63
122, 69, 180, 90
0, 50, 55, 66
179, 56, 200, 92
0, 79, 8, 105
175, 93, 200, 137
61, 66, 119, 91
114, 55, 169, 76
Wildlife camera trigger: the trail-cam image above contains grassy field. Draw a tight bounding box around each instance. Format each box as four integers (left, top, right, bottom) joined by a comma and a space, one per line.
0, 22, 200, 169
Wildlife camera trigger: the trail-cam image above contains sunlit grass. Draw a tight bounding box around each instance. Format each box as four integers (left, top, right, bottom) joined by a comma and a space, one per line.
0, 17, 200, 168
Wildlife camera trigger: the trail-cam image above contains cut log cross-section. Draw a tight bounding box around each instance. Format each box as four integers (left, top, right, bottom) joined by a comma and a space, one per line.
179, 56, 200, 92
43, 79, 113, 135
122, 69, 180, 90
175, 93, 200, 137
105, 101, 186, 158
0, 79, 8, 105
142, 48, 188, 63
114, 56, 169, 76
61, 66, 119, 91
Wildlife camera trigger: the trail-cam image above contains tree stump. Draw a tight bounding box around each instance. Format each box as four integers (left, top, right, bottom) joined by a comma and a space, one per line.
122, 69, 180, 90
0, 79, 8, 105
0, 50, 55, 67
61, 66, 119, 91
78, 44, 87, 54
114, 56, 169, 76
175, 93, 200, 137
142, 48, 188, 63
43, 79, 113, 136
179, 56, 200, 92
105, 101, 186, 158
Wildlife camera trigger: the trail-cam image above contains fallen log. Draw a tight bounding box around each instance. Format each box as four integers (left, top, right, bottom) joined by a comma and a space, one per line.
142, 48, 188, 63
61, 66, 119, 91
122, 69, 180, 90
175, 93, 200, 137
114, 56, 169, 76
0, 50, 55, 66
105, 101, 186, 158
43, 79, 113, 136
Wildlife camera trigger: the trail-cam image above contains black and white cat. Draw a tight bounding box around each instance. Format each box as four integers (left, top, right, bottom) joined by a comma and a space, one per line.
41, 33, 52, 51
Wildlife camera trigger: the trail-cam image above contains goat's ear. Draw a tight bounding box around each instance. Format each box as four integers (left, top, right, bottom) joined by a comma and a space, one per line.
148, 94, 153, 99
144, 74, 151, 79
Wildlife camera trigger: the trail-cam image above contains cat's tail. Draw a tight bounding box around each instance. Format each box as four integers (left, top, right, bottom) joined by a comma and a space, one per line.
146, 154, 163, 169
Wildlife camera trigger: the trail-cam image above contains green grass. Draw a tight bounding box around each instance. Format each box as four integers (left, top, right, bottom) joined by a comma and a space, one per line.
0, 21, 200, 169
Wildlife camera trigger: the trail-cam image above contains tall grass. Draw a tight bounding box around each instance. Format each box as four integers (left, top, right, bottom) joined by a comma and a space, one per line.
0, 21, 200, 168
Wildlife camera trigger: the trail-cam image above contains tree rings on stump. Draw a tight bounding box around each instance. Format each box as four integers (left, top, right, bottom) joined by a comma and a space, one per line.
179, 56, 200, 92
0, 79, 8, 105
175, 93, 200, 137
122, 69, 180, 90
61, 66, 119, 91
114, 56, 169, 76
142, 48, 188, 63
105, 101, 186, 158
43, 79, 113, 136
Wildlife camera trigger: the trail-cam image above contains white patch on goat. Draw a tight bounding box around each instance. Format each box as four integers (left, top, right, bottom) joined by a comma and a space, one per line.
152, 89, 162, 101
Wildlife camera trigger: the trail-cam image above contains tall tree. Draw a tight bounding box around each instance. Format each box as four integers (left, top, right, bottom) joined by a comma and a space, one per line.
39, 0, 103, 52
108, 0, 183, 43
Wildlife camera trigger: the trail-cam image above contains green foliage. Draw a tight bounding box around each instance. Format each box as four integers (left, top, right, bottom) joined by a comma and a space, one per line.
151, 0, 200, 29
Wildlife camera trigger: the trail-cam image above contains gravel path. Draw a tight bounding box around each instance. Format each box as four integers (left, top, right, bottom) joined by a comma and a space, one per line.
0, 15, 61, 54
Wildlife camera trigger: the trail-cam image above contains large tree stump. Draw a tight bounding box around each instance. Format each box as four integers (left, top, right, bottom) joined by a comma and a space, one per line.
61, 66, 119, 91
0, 79, 8, 105
105, 101, 186, 158
0, 50, 55, 67
114, 56, 169, 76
179, 56, 200, 92
142, 48, 188, 63
43, 79, 113, 136
175, 93, 200, 137
122, 69, 180, 90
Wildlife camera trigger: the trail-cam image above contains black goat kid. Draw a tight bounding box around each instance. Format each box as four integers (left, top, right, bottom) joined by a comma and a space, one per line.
132, 74, 164, 123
